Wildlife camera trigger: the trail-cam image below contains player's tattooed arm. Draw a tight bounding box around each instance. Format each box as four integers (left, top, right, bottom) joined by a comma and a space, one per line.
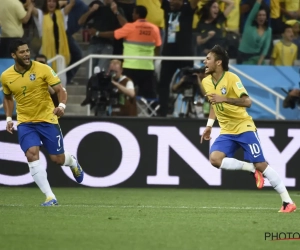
52, 84, 67, 105
51, 84, 67, 117
225, 95, 252, 108
207, 94, 252, 108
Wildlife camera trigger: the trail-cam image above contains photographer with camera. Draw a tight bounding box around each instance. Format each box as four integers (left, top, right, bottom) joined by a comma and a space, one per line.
171, 66, 209, 118
81, 59, 137, 116
283, 88, 300, 109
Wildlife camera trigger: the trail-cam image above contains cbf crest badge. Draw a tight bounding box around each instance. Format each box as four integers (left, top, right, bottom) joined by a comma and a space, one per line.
220, 86, 227, 95
29, 73, 36, 81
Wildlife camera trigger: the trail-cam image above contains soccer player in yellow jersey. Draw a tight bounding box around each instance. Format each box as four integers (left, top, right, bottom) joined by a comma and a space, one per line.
201, 45, 296, 213
1, 40, 84, 206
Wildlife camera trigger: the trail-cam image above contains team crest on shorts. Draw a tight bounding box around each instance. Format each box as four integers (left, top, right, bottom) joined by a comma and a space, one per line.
29, 73, 36, 81
220, 86, 227, 95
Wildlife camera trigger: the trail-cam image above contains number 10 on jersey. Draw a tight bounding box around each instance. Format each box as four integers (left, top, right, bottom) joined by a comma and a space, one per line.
215, 103, 224, 111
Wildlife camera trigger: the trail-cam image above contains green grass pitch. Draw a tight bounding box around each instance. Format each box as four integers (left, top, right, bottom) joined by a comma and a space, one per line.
0, 187, 300, 250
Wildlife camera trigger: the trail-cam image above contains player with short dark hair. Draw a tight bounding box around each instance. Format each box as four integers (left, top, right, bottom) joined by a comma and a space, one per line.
1, 40, 84, 206
201, 45, 296, 213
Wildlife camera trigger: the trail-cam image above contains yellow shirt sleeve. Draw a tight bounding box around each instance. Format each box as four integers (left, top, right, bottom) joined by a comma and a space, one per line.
192, 1, 206, 29
231, 75, 248, 97
15, 0, 27, 20
0, 74, 12, 95
200, 77, 209, 93
293, 45, 298, 62
271, 43, 279, 59
44, 65, 61, 86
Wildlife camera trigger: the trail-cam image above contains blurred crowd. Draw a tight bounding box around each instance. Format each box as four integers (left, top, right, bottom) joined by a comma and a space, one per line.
1, 0, 300, 117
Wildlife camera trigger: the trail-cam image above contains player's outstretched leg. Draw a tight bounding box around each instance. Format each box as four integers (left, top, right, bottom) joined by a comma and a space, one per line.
63, 152, 84, 183
219, 158, 264, 189
210, 153, 264, 189
50, 152, 84, 183
255, 163, 296, 213
29, 160, 58, 206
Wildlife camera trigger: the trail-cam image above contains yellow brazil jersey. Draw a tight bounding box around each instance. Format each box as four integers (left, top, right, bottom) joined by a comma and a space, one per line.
202, 71, 256, 134
192, 0, 206, 29
280, 0, 300, 12
219, 0, 240, 32
1, 61, 61, 125
137, 0, 165, 28
270, 0, 280, 19
271, 41, 298, 66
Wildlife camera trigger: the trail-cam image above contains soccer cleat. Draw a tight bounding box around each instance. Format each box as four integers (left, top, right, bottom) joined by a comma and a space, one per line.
253, 170, 264, 189
278, 202, 296, 213
71, 155, 84, 183
41, 198, 58, 206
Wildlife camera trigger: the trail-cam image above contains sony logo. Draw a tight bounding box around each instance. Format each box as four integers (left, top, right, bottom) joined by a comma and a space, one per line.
0, 121, 299, 187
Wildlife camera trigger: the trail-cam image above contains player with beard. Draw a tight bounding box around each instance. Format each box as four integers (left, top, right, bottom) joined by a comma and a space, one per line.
200, 45, 296, 213
1, 40, 84, 206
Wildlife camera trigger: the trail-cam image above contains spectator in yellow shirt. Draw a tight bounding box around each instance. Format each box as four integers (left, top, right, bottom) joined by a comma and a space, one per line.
219, 0, 240, 33
0, 0, 33, 58
280, 0, 300, 20
270, 0, 283, 35
137, 0, 164, 28
271, 24, 298, 66
286, 20, 300, 59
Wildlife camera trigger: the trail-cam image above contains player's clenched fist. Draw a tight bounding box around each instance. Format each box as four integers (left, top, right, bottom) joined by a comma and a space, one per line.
200, 126, 212, 144
53, 106, 65, 117
6, 121, 14, 134
206, 93, 226, 105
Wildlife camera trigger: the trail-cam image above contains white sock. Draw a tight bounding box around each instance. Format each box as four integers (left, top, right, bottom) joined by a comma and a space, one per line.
263, 166, 293, 203
241, 162, 256, 173
63, 152, 77, 169
220, 158, 255, 173
28, 160, 55, 199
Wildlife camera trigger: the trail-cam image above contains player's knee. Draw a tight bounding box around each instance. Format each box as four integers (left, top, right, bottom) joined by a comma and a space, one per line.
209, 154, 223, 168
25, 147, 39, 162
49, 154, 65, 165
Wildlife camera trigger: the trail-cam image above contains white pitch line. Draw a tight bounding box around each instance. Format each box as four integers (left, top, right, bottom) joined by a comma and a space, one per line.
61, 205, 278, 210
0, 204, 278, 210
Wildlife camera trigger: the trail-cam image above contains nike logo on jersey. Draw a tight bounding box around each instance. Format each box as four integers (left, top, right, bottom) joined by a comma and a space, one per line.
57, 147, 62, 151
254, 154, 261, 158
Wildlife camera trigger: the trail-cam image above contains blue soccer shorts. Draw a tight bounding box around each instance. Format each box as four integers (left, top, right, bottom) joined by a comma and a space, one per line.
210, 131, 266, 163
17, 122, 65, 155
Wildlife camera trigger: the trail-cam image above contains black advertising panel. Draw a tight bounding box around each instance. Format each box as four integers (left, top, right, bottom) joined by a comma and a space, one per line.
0, 116, 299, 189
